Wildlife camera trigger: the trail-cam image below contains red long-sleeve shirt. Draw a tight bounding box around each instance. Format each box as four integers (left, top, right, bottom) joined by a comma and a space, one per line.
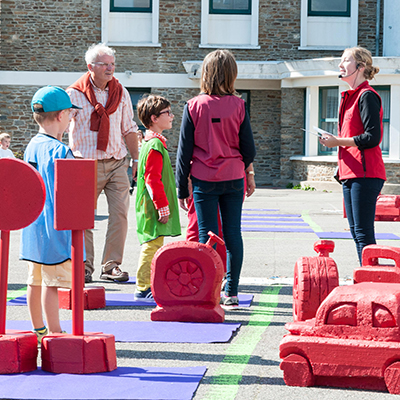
143, 131, 169, 216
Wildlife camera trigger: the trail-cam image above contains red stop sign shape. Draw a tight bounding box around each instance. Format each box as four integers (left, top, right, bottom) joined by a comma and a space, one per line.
0, 158, 45, 231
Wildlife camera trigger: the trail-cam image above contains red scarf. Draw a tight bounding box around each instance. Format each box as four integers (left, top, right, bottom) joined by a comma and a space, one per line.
69, 71, 123, 151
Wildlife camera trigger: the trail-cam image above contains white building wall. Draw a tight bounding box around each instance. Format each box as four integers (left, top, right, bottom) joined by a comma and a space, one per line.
383, 0, 400, 56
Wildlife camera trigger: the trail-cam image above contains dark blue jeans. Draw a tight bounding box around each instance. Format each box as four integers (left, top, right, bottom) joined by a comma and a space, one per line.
342, 178, 384, 265
191, 177, 244, 297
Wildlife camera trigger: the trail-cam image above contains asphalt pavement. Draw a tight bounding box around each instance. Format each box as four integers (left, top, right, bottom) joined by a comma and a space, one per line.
6, 187, 400, 399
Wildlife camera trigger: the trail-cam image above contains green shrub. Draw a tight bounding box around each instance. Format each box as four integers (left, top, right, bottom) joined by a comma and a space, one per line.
14, 151, 24, 160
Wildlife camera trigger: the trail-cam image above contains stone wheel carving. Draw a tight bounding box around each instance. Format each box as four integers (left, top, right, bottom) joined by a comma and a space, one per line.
166, 260, 204, 297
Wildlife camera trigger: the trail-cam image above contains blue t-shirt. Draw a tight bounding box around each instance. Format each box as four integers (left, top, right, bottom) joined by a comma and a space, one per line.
20, 133, 75, 265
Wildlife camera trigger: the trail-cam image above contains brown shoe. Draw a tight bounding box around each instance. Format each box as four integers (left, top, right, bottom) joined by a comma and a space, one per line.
85, 269, 93, 283
100, 266, 129, 282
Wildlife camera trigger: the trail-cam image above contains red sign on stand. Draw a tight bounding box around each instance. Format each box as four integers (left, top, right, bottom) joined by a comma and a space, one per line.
41, 159, 116, 374
0, 158, 46, 374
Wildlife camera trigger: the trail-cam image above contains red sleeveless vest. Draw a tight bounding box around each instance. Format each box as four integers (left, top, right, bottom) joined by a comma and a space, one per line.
187, 94, 245, 182
338, 81, 386, 181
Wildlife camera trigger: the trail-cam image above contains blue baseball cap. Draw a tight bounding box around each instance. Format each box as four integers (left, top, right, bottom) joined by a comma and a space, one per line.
31, 86, 81, 113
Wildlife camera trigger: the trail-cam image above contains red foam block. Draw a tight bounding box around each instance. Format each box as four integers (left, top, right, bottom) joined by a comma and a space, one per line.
375, 195, 400, 221
58, 286, 106, 310
354, 245, 400, 284
151, 238, 225, 323
0, 331, 38, 373
41, 333, 117, 374
151, 304, 225, 323
54, 159, 96, 231
0, 158, 45, 231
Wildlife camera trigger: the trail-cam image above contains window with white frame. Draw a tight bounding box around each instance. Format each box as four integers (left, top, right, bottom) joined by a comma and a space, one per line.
318, 87, 338, 156
316, 86, 391, 157
200, 0, 259, 48
374, 86, 390, 156
101, 0, 159, 46
300, 0, 357, 50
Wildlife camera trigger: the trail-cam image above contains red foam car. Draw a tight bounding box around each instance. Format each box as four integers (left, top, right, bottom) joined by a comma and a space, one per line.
280, 282, 400, 394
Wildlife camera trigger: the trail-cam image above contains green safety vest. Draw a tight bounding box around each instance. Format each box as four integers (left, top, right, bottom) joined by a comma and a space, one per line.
135, 137, 181, 244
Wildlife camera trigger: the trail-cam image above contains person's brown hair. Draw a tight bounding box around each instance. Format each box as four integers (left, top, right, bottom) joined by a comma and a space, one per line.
345, 46, 380, 80
200, 49, 238, 96
136, 95, 171, 129
32, 105, 62, 126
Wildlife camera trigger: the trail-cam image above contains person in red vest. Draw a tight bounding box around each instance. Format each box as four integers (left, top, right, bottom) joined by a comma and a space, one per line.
176, 49, 256, 307
67, 43, 139, 283
320, 46, 386, 265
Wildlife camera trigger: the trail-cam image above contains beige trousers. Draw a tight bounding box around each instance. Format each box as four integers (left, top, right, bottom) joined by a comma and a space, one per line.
85, 157, 130, 274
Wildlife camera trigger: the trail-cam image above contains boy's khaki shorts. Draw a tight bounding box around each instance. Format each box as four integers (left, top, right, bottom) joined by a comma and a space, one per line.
27, 260, 72, 288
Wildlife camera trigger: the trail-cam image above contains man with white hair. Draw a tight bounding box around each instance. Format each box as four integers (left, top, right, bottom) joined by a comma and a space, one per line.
67, 43, 139, 283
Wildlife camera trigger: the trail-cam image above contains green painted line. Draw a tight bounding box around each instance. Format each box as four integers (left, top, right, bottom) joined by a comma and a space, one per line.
7, 286, 27, 301
302, 210, 323, 232
203, 285, 282, 400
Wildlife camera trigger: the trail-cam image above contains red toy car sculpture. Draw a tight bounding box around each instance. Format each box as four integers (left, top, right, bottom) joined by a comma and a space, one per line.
280, 282, 400, 394
293, 242, 400, 322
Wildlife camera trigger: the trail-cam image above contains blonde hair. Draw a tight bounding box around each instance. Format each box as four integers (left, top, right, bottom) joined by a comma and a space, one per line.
344, 47, 379, 80
137, 94, 171, 129
200, 49, 238, 96
0, 133, 11, 142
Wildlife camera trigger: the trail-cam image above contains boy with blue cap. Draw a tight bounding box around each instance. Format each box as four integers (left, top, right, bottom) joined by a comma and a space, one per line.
20, 86, 81, 344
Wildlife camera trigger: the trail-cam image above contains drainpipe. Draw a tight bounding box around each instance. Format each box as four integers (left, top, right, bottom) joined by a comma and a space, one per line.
375, 0, 381, 56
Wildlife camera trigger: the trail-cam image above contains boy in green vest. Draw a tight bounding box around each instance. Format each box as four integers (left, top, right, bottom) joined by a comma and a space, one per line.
135, 95, 181, 300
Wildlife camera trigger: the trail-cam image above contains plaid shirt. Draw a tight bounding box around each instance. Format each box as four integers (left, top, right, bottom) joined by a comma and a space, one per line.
158, 205, 170, 217
145, 131, 167, 145
67, 81, 138, 160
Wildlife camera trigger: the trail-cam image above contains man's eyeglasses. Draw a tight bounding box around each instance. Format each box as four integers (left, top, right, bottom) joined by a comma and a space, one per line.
91, 62, 116, 68
158, 110, 174, 117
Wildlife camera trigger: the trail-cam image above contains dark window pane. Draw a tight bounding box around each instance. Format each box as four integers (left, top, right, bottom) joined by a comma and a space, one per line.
375, 87, 390, 156
237, 90, 250, 116
319, 87, 338, 155
128, 89, 150, 132
310, 0, 348, 13
114, 0, 150, 7
212, 0, 250, 11
321, 88, 339, 120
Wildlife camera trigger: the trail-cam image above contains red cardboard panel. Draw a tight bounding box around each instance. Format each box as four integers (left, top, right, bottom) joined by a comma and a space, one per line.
54, 160, 96, 231
0, 159, 45, 231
